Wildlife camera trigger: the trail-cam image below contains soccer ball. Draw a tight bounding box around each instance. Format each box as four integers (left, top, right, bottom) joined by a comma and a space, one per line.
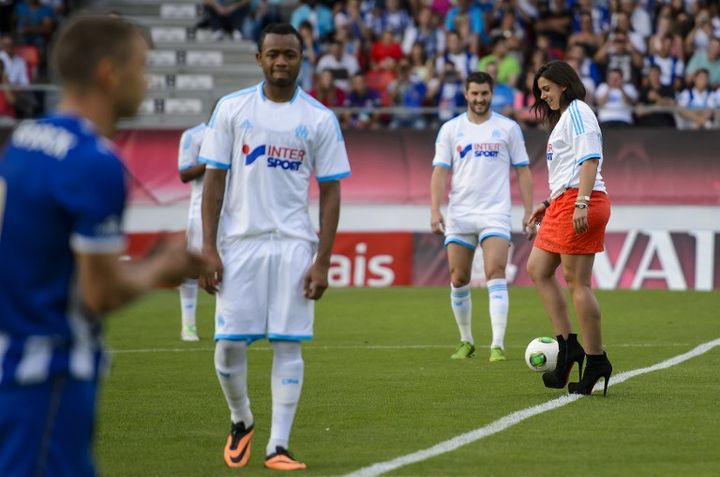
524, 337, 559, 372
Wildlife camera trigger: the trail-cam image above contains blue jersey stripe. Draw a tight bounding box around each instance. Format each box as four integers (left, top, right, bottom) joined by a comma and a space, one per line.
317, 171, 351, 182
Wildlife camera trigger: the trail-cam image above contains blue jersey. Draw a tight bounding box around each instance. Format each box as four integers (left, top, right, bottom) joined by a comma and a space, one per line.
0, 113, 126, 388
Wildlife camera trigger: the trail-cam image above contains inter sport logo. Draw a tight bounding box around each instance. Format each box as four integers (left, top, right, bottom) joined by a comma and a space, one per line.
243, 144, 306, 171
457, 143, 500, 159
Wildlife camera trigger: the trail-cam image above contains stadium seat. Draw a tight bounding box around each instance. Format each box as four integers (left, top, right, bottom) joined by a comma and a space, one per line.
13, 44, 40, 82
160, 4, 199, 20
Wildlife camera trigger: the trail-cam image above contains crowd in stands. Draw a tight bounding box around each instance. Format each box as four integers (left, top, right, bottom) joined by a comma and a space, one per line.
233, 0, 720, 130
0, 0, 70, 120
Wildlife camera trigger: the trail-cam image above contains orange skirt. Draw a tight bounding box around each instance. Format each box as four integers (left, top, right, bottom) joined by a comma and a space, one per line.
535, 189, 611, 255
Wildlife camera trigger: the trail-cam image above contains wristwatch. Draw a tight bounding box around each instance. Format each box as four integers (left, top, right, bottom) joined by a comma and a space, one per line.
575, 203, 588, 209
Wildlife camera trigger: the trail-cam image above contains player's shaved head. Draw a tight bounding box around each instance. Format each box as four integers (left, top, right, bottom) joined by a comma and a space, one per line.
51, 14, 146, 89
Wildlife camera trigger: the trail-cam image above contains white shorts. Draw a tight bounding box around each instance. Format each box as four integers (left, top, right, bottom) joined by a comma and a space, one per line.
214, 236, 315, 343
444, 214, 511, 251
186, 212, 202, 252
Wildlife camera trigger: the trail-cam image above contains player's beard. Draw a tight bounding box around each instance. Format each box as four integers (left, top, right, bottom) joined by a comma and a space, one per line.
471, 102, 489, 116
268, 70, 297, 88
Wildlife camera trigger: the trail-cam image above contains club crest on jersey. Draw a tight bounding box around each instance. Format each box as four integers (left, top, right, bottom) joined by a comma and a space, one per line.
546, 144, 554, 161
457, 142, 501, 159
243, 144, 306, 171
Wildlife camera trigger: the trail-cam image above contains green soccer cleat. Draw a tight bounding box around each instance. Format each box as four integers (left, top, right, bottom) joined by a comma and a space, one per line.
181, 325, 199, 342
451, 341, 475, 359
489, 347, 507, 362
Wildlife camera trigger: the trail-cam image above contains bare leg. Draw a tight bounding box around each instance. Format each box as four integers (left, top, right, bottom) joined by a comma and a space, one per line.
447, 243, 474, 287
561, 253, 603, 355
527, 247, 571, 337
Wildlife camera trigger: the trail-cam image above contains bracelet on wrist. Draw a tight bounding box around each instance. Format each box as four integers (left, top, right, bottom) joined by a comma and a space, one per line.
577, 195, 591, 202
542, 199, 550, 208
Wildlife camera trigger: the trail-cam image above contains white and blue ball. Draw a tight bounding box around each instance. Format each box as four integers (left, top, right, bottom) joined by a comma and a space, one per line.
524, 337, 559, 372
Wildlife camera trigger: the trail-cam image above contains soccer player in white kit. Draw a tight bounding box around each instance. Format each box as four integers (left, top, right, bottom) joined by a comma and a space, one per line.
177, 122, 207, 341
430, 71, 535, 362
199, 23, 350, 471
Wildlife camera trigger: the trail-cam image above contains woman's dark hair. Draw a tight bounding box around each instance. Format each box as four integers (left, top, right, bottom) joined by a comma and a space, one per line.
530, 60, 586, 129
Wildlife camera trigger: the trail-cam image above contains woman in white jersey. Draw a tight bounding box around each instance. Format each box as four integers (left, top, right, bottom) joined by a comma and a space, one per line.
526, 61, 612, 396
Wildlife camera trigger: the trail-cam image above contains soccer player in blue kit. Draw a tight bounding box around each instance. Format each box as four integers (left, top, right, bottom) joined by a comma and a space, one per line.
0, 15, 204, 477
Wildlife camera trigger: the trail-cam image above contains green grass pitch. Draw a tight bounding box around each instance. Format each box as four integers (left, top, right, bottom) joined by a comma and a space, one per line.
98, 288, 720, 476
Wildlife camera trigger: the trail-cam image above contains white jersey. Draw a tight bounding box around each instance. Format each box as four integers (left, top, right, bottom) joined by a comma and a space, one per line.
545, 99, 606, 198
199, 83, 351, 243
178, 123, 207, 227
432, 112, 530, 218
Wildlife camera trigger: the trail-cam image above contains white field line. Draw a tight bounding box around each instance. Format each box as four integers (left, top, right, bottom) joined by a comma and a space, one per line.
110, 342, 693, 354
339, 338, 720, 477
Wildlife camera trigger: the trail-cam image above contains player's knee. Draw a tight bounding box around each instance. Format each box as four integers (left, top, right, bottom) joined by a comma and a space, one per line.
271, 340, 302, 362
214, 340, 247, 370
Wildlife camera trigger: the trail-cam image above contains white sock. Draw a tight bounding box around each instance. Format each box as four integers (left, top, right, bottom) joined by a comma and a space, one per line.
487, 278, 509, 349
451, 284, 473, 344
214, 340, 253, 426
267, 341, 303, 455
179, 279, 198, 329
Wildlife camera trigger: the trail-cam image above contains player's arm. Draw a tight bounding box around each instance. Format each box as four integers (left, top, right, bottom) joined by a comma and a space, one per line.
179, 163, 206, 183
573, 158, 599, 234
304, 180, 340, 300
514, 165, 535, 239
430, 165, 448, 235
200, 168, 227, 293
76, 238, 204, 315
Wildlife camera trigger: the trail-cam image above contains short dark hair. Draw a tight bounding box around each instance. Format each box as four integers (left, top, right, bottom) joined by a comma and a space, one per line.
257, 23, 303, 53
531, 60, 587, 129
51, 15, 142, 88
466, 71, 494, 91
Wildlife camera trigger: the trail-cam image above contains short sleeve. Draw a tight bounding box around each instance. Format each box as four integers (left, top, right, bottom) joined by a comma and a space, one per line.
508, 122, 530, 167
432, 122, 453, 169
568, 101, 603, 165
314, 111, 351, 182
676, 90, 689, 107
199, 101, 233, 170
55, 150, 127, 254
178, 127, 201, 171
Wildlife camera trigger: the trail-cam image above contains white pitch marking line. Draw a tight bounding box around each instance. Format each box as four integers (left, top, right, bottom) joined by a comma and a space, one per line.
339, 338, 720, 477
110, 342, 692, 354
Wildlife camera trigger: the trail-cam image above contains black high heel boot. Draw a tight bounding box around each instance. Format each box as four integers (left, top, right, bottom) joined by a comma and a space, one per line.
542, 333, 585, 389
568, 352, 612, 396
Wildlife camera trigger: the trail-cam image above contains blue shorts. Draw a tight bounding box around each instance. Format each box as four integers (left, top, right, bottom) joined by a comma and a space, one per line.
0, 376, 98, 477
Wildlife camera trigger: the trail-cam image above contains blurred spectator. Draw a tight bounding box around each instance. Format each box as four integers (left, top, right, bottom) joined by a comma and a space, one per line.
434, 61, 465, 123
290, 0, 333, 41
200, 0, 249, 41
675, 68, 717, 130
444, 0, 488, 53
0, 35, 30, 87
15, 0, 55, 50
535, 33, 564, 61
686, 36, 720, 89
488, 8, 525, 56
381, 0, 412, 38
243, 0, 283, 41
371, 28, 403, 71
535, 0, 572, 53
388, 59, 427, 129
408, 41, 434, 85
636, 64, 677, 127
648, 12, 685, 60
317, 38, 360, 92
619, 0, 651, 39
572, 0, 610, 37
335, 23, 360, 57
485, 61, 514, 116
40, 0, 65, 18
684, 7, 717, 57
566, 43, 601, 88
513, 69, 540, 128
478, 36, 521, 88
344, 72, 381, 129
594, 30, 644, 85
565, 56, 595, 102
310, 69, 346, 108
666, 0, 693, 39
568, 11, 602, 59
402, 6, 445, 58
0, 60, 16, 119
596, 68, 638, 127
430, 0, 452, 18
526, 49, 550, 79
435, 30, 477, 81
297, 21, 319, 91
644, 33, 684, 90
610, 11, 646, 55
